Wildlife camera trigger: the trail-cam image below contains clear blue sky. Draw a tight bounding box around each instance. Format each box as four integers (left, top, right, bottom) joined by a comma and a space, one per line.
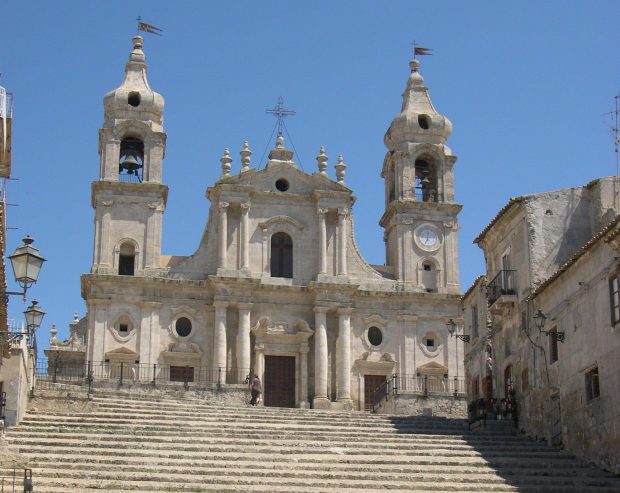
3, 1, 619, 348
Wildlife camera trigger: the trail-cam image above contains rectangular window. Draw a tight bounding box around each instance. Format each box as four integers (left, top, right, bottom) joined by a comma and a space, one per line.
609, 273, 620, 324
504, 365, 513, 397
471, 305, 479, 339
585, 367, 600, 401
521, 368, 529, 392
549, 327, 558, 364
119, 254, 135, 276
119, 324, 128, 333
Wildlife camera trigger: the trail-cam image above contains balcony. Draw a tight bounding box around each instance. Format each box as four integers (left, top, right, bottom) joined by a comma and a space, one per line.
487, 270, 518, 312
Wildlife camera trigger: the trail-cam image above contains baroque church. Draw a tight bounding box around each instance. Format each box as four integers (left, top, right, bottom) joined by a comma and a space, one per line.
80, 35, 464, 411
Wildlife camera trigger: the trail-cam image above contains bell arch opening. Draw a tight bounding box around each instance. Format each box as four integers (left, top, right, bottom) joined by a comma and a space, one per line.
119, 137, 144, 183
414, 158, 439, 202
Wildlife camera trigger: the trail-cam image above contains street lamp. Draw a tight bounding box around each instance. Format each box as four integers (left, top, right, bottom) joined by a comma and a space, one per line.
447, 318, 470, 343
533, 309, 565, 342
24, 300, 45, 331
6, 236, 46, 301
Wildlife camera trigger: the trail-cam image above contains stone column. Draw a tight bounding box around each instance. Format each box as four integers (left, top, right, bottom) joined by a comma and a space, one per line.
213, 302, 228, 382
300, 344, 309, 408
337, 307, 352, 402
318, 208, 328, 275
240, 202, 251, 270
218, 202, 229, 269
313, 306, 329, 406
255, 343, 265, 383
337, 208, 348, 275
237, 303, 252, 382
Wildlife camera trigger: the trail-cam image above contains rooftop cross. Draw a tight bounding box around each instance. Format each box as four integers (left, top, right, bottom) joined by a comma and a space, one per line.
266, 97, 296, 137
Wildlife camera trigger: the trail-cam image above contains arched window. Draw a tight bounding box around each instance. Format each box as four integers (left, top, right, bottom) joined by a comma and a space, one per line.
421, 260, 438, 292
119, 137, 144, 183
118, 242, 136, 276
271, 232, 293, 278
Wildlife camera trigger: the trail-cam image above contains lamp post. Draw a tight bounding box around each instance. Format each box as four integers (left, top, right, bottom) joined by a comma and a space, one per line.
447, 318, 470, 343
533, 309, 565, 343
6, 236, 46, 301
0, 236, 46, 357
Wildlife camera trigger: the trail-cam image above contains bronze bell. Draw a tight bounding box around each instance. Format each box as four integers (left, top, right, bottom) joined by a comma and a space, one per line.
120, 152, 141, 174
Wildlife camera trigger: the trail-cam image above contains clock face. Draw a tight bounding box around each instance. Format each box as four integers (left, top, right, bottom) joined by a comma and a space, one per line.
419, 228, 439, 247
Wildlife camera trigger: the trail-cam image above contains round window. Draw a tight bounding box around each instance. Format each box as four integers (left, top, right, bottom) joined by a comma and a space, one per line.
176, 317, 192, 337
128, 91, 141, 107
275, 178, 289, 192
367, 326, 383, 347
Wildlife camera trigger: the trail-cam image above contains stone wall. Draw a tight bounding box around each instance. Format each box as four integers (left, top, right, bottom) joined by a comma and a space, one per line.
376, 392, 467, 418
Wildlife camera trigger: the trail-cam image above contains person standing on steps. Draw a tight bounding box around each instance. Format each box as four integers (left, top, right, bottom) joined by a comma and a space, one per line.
249, 374, 262, 406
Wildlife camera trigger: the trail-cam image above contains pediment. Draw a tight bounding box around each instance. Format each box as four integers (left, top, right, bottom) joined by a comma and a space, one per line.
106, 347, 138, 356
417, 361, 448, 375
226, 164, 349, 196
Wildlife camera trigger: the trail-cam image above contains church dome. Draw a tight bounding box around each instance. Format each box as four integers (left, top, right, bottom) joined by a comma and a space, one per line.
384, 58, 452, 151
103, 36, 164, 130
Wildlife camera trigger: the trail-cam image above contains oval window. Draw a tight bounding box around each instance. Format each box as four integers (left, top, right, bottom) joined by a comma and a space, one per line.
418, 114, 430, 129
128, 91, 141, 107
368, 326, 383, 347
176, 317, 192, 337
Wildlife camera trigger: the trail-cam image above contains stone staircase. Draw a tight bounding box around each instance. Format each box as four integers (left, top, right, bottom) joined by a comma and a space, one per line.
3, 390, 620, 492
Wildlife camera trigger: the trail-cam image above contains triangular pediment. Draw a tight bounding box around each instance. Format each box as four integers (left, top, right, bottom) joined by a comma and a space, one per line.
224, 163, 349, 196
105, 347, 138, 356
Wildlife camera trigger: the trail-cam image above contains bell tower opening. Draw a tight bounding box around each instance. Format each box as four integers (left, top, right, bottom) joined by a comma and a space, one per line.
119, 137, 144, 182
414, 158, 438, 203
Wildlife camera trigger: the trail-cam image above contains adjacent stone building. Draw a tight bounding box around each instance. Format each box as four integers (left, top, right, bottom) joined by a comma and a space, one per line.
462, 177, 620, 472
78, 36, 465, 412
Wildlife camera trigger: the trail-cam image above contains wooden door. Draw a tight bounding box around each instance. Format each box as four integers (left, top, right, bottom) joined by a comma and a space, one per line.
264, 356, 296, 408
364, 374, 386, 411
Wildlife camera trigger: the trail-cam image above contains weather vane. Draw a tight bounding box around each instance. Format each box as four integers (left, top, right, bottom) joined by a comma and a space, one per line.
266, 97, 296, 137
411, 40, 432, 59
136, 16, 163, 36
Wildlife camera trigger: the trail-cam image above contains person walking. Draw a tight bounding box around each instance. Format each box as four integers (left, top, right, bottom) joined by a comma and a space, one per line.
249, 374, 262, 406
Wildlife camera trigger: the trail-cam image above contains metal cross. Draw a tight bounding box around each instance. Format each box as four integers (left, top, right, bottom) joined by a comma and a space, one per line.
266, 97, 296, 137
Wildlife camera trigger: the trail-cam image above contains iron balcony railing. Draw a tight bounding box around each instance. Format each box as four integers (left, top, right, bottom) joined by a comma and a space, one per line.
34, 359, 253, 394
487, 270, 518, 306
372, 374, 466, 412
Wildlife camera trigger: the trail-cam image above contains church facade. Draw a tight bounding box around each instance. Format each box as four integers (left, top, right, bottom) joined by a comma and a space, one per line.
80, 36, 464, 411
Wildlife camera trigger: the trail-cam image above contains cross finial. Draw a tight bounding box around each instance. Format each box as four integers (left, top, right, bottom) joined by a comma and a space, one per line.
266, 97, 296, 137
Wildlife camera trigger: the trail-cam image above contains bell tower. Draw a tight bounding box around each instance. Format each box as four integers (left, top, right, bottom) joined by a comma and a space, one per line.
379, 56, 461, 293
91, 36, 168, 276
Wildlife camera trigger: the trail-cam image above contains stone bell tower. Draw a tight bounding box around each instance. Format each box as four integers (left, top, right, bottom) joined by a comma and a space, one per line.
380, 57, 461, 293
91, 36, 168, 276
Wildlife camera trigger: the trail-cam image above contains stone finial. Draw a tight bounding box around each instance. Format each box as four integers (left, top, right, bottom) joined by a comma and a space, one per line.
73, 312, 79, 324
276, 134, 284, 149
49, 324, 58, 348
129, 36, 145, 63
240, 141, 252, 173
220, 148, 232, 177
316, 146, 328, 176
335, 154, 347, 185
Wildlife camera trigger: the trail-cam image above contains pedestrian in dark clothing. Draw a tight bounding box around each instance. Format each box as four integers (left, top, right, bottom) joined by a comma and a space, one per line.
249, 374, 262, 405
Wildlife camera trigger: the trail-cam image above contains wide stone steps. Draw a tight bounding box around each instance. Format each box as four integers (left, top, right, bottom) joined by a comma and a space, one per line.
4, 391, 620, 492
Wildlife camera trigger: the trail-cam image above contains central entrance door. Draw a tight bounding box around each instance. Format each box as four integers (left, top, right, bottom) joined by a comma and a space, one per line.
364, 374, 387, 411
264, 355, 296, 408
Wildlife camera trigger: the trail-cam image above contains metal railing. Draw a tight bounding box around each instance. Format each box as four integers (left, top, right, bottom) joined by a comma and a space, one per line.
34, 359, 252, 394
372, 374, 466, 412
415, 189, 443, 203
118, 172, 142, 183
487, 270, 517, 306
0, 468, 32, 493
